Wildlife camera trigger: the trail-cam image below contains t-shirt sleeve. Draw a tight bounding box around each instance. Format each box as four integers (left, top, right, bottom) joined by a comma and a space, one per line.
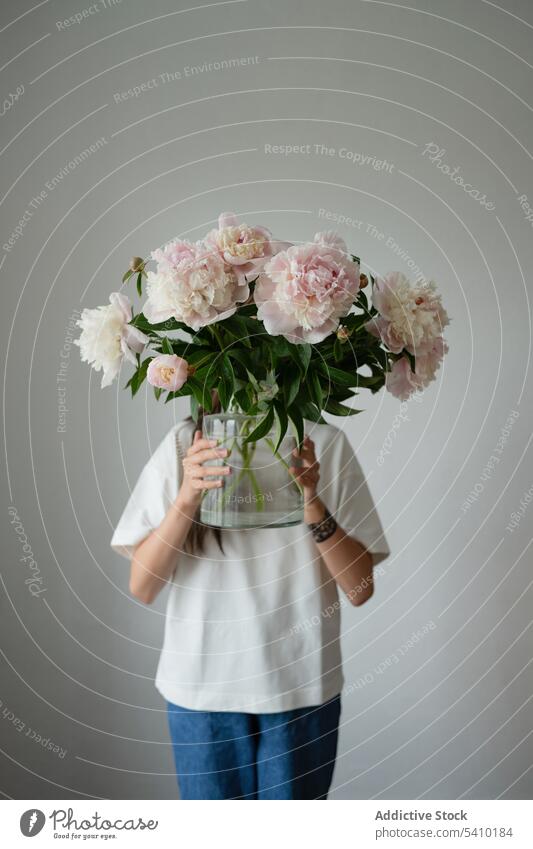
110, 427, 179, 559
327, 431, 390, 567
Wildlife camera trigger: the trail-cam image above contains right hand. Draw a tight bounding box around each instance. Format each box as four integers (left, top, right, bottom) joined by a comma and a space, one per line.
178, 431, 231, 509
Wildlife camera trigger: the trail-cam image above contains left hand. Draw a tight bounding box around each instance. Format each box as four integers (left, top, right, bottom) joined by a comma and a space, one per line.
290, 435, 320, 508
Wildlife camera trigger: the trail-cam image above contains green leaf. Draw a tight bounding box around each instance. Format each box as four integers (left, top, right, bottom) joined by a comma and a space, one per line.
164, 384, 193, 403
237, 302, 259, 317
226, 348, 253, 369
371, 346, 389, 370
324, 399, 362, 416
298, 402, 326, 424
245, 369, 261, 393
287, 405, 304, 447
307, 369, 324, 409
243, 406, 274, 444
129, 313, 192, 335
153, 386, 162, 401
221, 353, 235, 387
161, 337, 174, 355
190, 395, 199, 422
269, 336, 291, 360
217, 376, 230, 410
289, 343, 312, 375
342, 312, 371, 332
355, 374, 383, 389
318, 363, 355, 387
405, 351, 416, 373
330, 387, 358, 402
273, 401, 288, 451
356, 289, 369, 312
188, 376, 212, 411
234, 386, 252, 412
333, 338, 344, 362
217, 355, 235, 411
136, 271, 142, 297
221, 315, 260, 348
127, 357, 152, 397
186, 349, 216, 367
193, 365, 218, 389
283, 367, 301, 408
122, 268, 134, 283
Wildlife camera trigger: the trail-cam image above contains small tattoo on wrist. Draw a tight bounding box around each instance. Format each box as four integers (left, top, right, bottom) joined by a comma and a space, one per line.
307, 507, 338, 543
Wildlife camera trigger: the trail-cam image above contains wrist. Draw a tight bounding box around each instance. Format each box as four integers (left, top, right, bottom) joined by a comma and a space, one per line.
175, 492, 201, 516
304, 495, 326, 524
307, 505, 338, 544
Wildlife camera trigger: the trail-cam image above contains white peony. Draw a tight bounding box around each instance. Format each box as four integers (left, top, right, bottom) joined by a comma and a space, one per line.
74, 292, 148, 387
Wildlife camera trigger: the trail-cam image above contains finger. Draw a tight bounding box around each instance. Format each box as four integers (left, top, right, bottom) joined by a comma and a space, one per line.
185, 446, 228, 464
191, 478, 224, 490
187, 437, 219, 455
291, 457, 320, 474
289, 465, 319, 482
293, 443, 316, 461
189, 465, 232, 479
289, 465, 312, 479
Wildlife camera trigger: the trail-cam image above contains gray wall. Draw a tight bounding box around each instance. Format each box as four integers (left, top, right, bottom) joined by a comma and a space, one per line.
1, 0, 532, 800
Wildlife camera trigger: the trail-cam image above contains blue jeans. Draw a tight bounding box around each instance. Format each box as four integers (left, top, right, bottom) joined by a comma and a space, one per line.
167, 696, 341, 799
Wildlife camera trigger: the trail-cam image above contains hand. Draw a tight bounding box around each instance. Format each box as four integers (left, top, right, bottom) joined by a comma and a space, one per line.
290, 435, 321, 517
178, 431, 231, 510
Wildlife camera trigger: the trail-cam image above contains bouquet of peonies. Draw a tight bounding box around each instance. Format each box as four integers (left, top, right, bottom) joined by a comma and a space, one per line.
75, 212, 449, 446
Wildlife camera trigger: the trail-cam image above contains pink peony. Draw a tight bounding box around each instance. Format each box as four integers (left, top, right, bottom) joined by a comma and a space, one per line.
415, 335, 449, 385
367, 272, 449, 356
150, 239, 198, 275
386, 357, 421, 400
386, 336, 448, 400
254, 232, 360, 344
147, 354, 189, 392
143, 238, 249, 331
205, 211, 277, 280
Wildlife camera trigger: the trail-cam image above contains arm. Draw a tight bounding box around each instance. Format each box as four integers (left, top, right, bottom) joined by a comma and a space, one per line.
129, 432, 230, 604
290, 436, 374, 606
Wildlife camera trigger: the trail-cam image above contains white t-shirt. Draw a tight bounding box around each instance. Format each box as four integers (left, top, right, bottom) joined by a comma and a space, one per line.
111, 420, 390, 713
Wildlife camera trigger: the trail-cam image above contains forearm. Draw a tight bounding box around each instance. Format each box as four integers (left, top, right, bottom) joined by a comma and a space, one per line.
306, 497, 374, 605
130, 495, 198, 604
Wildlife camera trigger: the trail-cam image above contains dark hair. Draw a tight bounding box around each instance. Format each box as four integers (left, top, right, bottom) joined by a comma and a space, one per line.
182, 402, 224, 555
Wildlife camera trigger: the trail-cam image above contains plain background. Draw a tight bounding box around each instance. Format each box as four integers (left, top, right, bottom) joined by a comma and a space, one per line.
1, 0, 532, 799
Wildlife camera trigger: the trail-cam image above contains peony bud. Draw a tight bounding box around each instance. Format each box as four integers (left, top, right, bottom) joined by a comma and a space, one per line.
129, 256, 145, 273
359, 273, 369, 289
337, 325, 351, 342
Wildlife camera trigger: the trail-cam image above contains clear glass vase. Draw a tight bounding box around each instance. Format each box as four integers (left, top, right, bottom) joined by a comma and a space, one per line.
200, 413, 304, 529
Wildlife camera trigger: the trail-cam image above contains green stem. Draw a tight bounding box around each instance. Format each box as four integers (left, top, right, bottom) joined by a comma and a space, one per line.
211, 427, 265, 512
264, 437, 304, 497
